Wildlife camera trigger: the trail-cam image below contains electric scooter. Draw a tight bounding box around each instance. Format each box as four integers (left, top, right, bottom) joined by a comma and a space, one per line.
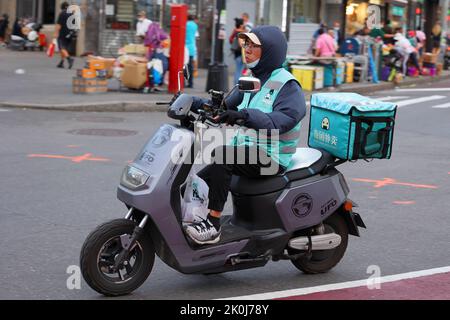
80, 67, 366, 296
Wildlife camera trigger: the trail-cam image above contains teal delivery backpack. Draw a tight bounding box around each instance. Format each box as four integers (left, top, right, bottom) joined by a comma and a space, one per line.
308, 93, 397, 160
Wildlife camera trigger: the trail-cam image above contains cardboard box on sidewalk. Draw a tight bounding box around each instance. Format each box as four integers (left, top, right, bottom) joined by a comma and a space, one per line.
77, 68, 97, 79
123, 44, 147, 56
87, 56, 116, 78
120, 60, 148, 89
423, 53, 438, 64
73, 77, 108, 94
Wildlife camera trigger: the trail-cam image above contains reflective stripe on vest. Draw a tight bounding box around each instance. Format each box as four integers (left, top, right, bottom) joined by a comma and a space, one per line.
230, 68, 302, 168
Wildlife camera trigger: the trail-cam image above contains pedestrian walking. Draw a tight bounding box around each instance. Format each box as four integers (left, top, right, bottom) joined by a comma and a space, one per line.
54, 2, 75, 69
185, 15, 198, 88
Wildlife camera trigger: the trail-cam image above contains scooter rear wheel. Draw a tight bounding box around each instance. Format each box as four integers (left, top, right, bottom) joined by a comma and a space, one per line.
80, 219, 155, 296
290, 213, 348, 274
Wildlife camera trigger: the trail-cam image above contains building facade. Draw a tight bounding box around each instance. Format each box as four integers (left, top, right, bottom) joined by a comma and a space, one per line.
1, 1, 448, 60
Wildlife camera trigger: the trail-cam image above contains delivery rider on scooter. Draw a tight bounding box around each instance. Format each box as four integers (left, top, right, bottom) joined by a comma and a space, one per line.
184, 26, 307, 245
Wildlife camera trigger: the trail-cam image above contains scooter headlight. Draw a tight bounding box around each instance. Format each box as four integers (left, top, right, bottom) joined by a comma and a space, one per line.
121, 165, 149, 189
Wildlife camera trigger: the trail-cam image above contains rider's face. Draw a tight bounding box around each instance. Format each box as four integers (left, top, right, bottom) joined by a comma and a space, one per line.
243, 40, 262, 64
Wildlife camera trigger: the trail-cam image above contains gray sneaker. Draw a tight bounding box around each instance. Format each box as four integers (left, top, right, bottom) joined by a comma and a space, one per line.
184, 219, 221, 245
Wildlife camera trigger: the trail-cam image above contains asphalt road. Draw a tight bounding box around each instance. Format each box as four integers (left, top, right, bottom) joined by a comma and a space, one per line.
0, 79, 449, 300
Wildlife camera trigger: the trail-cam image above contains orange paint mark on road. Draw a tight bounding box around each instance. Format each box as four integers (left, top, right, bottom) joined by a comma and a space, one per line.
28, 153, 110, 163
393, 201, 416, 205
66, 145, 81, 148
352, 178, 438, 189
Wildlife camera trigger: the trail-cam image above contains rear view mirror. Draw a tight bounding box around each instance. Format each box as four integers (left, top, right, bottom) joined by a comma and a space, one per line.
238, 77, 261, 93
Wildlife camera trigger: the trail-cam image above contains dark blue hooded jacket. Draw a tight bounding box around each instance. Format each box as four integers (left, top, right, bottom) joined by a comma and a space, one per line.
226, 26, 306, 134
193, 25, 306, 134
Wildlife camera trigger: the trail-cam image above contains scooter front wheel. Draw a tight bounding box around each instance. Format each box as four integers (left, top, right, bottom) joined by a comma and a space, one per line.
80, 219, 155, 296
290, 213, 348, 274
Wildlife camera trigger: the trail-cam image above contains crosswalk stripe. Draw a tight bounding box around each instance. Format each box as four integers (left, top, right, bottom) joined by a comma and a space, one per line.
397, 95, 446, 108
375, 96, 410, 101
396, 88, 450, 92
431, 102, 450, 109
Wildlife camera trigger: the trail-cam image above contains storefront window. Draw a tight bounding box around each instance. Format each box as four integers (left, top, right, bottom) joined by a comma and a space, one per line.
106, 0, 135, 30
291, 0, 319, 23
386, 0, 407, 31
407, 1, 423, 31
42, 0, 55, 24
345, 0, 369, 35
345, 0, 387, 36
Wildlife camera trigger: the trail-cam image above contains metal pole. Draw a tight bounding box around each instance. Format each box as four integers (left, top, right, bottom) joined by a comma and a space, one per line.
205, 0, 228, 92
442, 0, 449, 49
341, 0, 348, 46
210, 0, 217, 64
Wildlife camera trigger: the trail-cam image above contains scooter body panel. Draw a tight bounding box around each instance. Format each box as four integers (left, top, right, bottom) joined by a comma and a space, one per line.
275, 171, 348, 232
117, 124, 250, 274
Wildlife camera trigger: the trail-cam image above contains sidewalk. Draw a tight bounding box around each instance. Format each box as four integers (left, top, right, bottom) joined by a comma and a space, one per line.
1, 49, 449, 112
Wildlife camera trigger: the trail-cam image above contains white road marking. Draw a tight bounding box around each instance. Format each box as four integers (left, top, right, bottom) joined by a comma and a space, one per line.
374, 96, 410, 101
431, 102, 450, 109
396, 95, 446, 108
396, 88, 450, 92
219, 266, 450, 300
0, 109, 11, 112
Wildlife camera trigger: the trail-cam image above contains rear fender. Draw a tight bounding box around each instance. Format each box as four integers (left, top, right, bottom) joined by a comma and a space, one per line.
337, 200, 366, 237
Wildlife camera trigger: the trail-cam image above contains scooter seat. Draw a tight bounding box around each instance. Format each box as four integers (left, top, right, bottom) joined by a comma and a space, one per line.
230, 148, 334, 195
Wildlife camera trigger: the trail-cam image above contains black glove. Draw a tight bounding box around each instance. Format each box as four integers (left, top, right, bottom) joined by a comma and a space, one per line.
217, 110, 247, 126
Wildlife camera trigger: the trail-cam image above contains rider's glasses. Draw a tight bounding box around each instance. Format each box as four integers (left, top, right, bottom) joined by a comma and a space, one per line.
242, 41, 261, 50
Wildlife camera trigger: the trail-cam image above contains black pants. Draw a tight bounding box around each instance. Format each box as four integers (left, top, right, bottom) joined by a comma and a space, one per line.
187, 55, 194, 87
408, 52, 421, 70
197, 146, 283, 212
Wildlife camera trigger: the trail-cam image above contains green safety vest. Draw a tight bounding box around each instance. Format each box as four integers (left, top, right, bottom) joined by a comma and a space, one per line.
230, 68, 302, 168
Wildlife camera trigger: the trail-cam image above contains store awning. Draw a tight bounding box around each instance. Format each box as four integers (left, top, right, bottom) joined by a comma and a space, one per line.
384, 0, 408, 5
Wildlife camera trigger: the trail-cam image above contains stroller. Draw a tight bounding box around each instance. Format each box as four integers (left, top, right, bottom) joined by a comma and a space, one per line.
9, 22, 44, 51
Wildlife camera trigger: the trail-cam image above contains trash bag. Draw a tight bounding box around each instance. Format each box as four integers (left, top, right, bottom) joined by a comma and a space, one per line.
181, 173, 209, 224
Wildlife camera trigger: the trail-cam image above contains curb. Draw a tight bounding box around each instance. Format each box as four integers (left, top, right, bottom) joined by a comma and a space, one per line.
0, 101, 170, 112
1, 74, 449, 112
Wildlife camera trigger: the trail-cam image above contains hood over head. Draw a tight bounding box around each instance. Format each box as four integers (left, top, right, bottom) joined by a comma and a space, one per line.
241, 25, 288, 82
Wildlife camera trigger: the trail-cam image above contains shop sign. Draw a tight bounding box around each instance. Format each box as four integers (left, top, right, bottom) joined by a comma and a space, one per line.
111, 22, 131, 30
392, 6, 404, 17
